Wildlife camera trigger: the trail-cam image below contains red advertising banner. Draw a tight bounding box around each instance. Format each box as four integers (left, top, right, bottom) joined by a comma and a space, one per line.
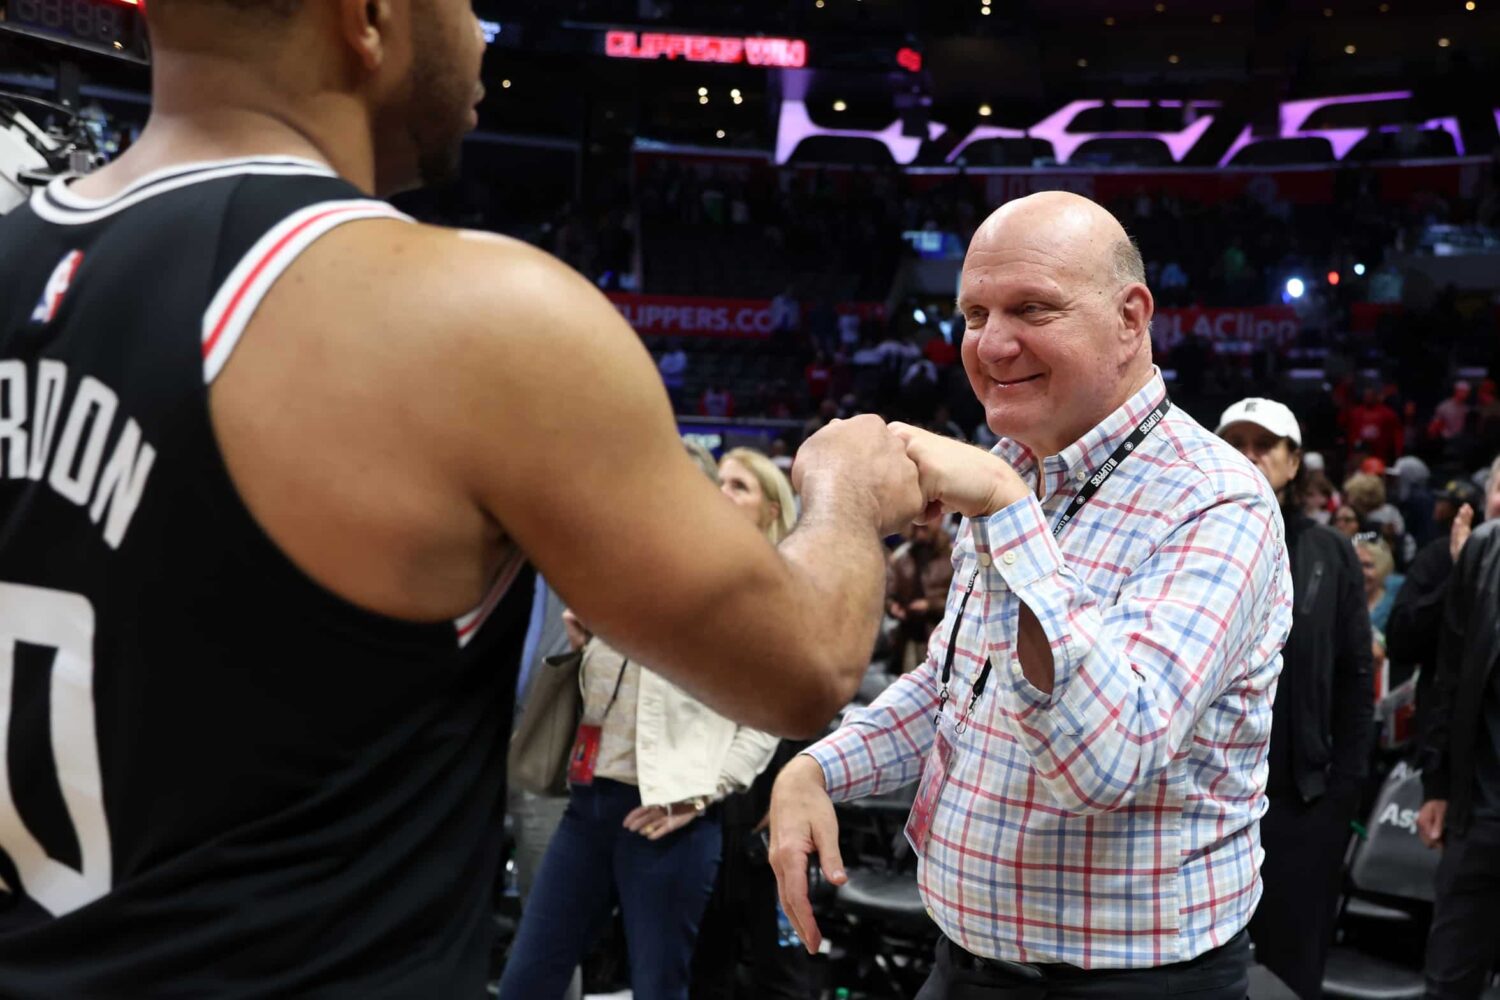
607, 293, 883, 337
1152, 306, 1302, 351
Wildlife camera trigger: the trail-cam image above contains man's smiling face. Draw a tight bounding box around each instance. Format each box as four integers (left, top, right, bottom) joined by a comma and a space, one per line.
958, 193, 1150, 458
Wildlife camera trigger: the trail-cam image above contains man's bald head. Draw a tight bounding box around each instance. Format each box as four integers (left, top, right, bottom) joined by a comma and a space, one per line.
972, 191, 1145, 294
957, 191, 1157, 457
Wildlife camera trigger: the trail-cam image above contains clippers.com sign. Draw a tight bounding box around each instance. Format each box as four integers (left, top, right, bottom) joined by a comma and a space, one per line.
607, 294, 880, 338
605, 30, 808, 68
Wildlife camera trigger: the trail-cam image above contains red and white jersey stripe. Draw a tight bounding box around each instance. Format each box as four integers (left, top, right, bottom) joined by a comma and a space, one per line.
201, 199, 411, 384
455, 547, 528, 648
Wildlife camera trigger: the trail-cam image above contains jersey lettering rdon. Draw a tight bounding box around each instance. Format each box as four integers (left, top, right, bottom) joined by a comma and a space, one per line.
0, 359, 156, 549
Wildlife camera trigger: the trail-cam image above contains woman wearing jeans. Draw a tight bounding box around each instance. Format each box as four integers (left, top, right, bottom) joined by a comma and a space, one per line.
498, 447, 792, 1000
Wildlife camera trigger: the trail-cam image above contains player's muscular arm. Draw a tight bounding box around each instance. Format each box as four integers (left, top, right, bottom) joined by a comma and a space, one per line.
431, 233, 917, 736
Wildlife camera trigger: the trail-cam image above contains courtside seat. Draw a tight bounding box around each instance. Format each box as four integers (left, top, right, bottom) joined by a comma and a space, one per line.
1323, 761, 1435, 1000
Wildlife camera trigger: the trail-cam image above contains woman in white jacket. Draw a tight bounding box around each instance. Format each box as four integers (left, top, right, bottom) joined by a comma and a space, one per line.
498, 446, 793, 1000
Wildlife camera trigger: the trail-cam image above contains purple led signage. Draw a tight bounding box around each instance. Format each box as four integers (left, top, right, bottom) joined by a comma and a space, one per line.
1215, 90, 1460, 164
775, 98, 947, 165
945, 99, 1219, 165
773, 92, 1479, 168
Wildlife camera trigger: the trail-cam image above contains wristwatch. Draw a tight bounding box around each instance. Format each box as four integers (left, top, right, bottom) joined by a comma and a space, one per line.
689, 795, 709, 816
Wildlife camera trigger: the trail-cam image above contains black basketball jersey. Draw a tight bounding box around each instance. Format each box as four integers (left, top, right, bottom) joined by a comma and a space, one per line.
0, 157, 534, 996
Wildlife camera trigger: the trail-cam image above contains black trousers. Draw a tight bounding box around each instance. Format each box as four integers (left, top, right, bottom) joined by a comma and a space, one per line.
913, 930, 1251, 1000
1247, 789, 1356, 999
1424, 816, 1500, 1000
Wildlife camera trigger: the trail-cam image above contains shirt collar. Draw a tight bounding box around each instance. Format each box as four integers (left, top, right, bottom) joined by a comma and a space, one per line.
994, 368, 1169, 504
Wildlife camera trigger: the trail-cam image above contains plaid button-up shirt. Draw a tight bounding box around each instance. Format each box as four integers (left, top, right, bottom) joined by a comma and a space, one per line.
808, 372, 1293, 969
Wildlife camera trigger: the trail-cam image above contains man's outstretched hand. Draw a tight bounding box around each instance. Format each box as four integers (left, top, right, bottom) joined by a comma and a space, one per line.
769, 756, 846, 955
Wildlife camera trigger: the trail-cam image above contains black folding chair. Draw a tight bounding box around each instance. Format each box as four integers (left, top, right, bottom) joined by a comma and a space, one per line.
1322, 760, 1437, 1000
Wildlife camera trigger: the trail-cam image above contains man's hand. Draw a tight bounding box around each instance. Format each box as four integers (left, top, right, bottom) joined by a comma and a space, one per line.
793, 415, 925, 536
1418, 799, 1447, 849
769, 755, 846, 955
1450, 504, 1474, 563
888, 423, 1030, 523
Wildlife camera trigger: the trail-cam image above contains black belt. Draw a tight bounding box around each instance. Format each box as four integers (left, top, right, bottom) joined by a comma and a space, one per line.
945, 929, 1250, 983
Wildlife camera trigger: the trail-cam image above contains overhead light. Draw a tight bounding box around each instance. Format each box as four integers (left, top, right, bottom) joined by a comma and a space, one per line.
1285, 277, 1306, 299
699, 95, 709, 104
730, 88, 741, 98
732, 95, 744, 105
1354, 262, 1367, 275
1439, 36, 1451, 45
698, 87, 708, 96
1168, 53, 1180, 63
1104, 15, 1115, 25
913, 308, 927, 324
1465, 1, 1475, 9
501, 79, 512, 89
1323, 6, 1334, 15
978, 103, 993, 116
1077, 57, 1089, 67
981, 5, 992, 13
1211, 13, 1223, 22
815, 0, 824, 6
716, 129, 726, 139
1155, 1, 1166, 10
1344, 43, 1357, 53
1379, 2, 1390, 9
833, 99, 847, 111
1327, 271, 1341, 286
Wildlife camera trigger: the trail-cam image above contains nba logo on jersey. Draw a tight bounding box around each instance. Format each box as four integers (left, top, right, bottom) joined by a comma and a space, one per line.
30, 249, 85, 325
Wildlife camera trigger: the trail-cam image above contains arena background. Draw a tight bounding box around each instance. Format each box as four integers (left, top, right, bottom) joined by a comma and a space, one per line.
3, 1, 1499, 997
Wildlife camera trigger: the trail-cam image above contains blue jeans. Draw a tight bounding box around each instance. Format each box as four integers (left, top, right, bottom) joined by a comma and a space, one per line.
497, 778, 722, 1000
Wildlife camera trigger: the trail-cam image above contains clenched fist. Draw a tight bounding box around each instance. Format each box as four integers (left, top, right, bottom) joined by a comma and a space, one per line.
888, 423, 1031, 523
793, 415, 925, 536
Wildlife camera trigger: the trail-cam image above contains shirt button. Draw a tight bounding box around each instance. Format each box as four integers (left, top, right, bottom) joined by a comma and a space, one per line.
1076, 470, 1088, 482
1002, 552, 1017, 566
977, 553, 993, 568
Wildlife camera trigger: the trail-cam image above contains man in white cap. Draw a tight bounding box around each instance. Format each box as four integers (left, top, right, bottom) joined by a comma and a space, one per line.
1218, 398, 1375, 999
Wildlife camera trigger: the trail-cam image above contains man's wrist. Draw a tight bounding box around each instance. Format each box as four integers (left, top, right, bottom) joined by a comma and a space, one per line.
982, 459, 1030, 516
784, 752, 829, 792
798, 470, 882, 532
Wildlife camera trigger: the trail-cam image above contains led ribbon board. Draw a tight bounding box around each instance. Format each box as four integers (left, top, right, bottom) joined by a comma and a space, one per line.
605, 30, 807, 68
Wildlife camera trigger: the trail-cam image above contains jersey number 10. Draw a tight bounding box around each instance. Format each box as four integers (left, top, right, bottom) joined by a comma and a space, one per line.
0, 581, 112, 916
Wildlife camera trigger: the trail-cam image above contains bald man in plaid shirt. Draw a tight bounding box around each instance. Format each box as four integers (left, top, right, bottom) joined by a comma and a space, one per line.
770, 193, 1294, 1000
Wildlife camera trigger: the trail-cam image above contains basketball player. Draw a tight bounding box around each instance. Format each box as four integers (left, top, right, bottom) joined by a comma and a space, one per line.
0, 0, 924, 992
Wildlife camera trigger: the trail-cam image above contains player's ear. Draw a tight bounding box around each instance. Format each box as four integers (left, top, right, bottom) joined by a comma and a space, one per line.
340, 0, 389, 71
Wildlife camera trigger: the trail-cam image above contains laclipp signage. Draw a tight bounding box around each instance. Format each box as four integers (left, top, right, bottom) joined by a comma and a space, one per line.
604, 30, 808, 67
1152, 306, 1302, 351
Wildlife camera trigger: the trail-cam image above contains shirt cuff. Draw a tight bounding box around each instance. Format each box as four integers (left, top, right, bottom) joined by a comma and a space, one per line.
971, 494, 1063, 589
801, 735, 869, 803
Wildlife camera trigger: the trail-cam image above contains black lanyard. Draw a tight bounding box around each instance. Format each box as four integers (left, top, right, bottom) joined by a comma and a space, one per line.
588, 656, 631, 723
935, 398, 1171, 732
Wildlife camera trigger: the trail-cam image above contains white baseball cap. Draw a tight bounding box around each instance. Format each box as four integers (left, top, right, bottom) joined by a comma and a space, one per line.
1216, 398, 1302, 448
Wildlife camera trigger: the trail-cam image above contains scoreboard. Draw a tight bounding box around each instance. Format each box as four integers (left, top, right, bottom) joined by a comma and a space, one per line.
0, 0, 149, 63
